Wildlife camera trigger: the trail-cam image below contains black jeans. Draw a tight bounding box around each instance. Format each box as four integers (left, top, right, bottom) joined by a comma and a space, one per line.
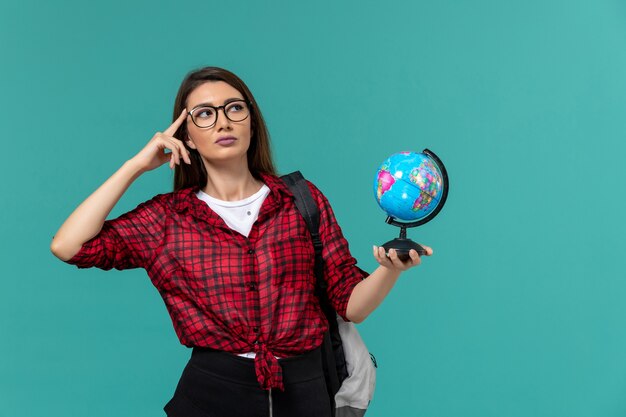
164, 347, 331, 417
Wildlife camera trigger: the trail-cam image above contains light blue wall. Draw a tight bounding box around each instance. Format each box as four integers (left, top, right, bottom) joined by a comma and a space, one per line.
2, 1, 626, 416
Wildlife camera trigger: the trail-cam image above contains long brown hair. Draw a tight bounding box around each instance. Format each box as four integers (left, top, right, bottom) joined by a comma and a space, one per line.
172, 67, 276, 191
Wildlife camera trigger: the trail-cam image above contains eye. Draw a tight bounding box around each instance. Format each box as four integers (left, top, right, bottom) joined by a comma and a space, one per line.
226, 102, 246, 113
194, 107, 215, 119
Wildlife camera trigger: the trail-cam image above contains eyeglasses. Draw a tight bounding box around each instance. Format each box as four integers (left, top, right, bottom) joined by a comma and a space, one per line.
188, 100, 251, 128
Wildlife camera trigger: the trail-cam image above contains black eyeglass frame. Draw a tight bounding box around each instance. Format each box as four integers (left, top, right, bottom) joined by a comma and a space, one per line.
187, 100, 252, 129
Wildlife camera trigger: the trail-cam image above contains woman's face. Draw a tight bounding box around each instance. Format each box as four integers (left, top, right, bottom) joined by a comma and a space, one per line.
185, 81, 252, 167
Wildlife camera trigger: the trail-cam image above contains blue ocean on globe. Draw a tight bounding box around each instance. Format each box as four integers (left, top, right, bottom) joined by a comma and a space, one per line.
374, 151, 444, 222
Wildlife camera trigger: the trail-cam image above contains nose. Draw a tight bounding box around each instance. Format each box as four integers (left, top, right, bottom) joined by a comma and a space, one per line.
215, 107, 232, 130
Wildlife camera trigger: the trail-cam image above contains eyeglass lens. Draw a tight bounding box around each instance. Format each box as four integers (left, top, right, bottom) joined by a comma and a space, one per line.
191, 101, 249, 127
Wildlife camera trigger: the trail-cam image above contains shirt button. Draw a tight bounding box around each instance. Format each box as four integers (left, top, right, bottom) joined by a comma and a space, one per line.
248, 249, 255, 254
248, 283, 257, 291
253, 327, 259, 333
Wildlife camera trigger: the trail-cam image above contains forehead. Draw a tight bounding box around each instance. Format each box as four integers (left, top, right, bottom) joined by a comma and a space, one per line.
187, 81, 244, 108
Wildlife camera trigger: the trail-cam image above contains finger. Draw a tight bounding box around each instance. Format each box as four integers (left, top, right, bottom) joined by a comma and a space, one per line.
164, 108, 188, 136
420, 245, 433, 256
381, 248, 398, 268
373, 245, 391, 266
163, 138, 182, 166
159, 133, 191, 165
183, 148, 192, 165
172, 138, 192, 164
397, 249, 421, 268
372, 245, 385, 263
386, 248, 401, 268
155, 139, 180, 169
408, 249, 422, 265
173, 142, 183, 166
388, 249, 408, 269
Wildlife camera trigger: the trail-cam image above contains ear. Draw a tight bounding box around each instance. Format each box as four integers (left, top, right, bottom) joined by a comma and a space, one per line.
186, 135, 197, 150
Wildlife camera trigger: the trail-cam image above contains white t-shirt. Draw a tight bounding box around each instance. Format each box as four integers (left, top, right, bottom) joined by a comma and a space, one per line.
196, 184, 271, 238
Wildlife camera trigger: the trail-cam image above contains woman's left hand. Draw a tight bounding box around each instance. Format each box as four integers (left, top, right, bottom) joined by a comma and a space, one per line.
372, 245, 433, 272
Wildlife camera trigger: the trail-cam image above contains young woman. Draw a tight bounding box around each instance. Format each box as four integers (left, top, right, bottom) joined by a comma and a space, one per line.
50, 67, 432, 417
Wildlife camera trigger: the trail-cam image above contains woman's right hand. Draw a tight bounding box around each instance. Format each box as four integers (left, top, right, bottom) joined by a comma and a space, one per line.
51, 109, 193, 261
129, 109, 193, 172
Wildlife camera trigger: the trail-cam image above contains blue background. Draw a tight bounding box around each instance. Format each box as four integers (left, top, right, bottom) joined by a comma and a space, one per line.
2, 1, 626, 416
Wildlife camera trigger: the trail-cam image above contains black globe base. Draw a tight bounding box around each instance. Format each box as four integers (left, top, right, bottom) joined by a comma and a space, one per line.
381, 238, 426, 261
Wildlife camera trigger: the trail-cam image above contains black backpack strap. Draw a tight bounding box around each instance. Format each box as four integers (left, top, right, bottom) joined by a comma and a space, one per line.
280, 171, 326, 295
280, 171, 348, 413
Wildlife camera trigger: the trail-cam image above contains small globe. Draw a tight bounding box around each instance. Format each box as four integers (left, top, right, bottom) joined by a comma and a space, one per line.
373, 151, 445, 222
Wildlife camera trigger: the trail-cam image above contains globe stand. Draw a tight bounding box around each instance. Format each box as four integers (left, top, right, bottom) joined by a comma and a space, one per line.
378, 148, 449, 263
381, 219, 426, 261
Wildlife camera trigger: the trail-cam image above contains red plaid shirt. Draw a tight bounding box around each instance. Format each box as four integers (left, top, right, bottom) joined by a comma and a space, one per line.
66, 173, 367, 390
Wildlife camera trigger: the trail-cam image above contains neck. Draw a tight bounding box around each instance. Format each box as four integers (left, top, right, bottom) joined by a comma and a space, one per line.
201, 160, 262, 201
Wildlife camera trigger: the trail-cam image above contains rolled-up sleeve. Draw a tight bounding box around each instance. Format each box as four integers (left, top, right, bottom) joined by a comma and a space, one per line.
65, 196, 166, 271
307, 182, 368, 321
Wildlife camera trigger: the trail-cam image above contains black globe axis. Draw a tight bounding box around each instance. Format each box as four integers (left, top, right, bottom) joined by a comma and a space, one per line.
381, 228, 427, 261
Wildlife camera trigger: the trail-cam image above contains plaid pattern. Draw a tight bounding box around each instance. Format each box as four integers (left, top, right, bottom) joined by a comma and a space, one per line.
66, 173, 367, 390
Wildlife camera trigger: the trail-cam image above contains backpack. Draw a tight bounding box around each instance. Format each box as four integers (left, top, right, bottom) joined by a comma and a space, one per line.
281, 171, 377, 417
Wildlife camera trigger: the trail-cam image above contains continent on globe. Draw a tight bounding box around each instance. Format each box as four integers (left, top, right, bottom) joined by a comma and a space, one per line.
376, 170, 395, 200
412, 192, 434, 212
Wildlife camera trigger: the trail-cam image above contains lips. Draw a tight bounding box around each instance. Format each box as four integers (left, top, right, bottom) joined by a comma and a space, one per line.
216, 136, 237, 145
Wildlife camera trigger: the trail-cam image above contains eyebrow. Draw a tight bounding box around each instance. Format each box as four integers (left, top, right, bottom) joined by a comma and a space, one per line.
189, 97, 245, 109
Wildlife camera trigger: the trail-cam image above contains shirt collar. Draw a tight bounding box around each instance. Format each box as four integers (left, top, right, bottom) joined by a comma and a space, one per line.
259, 172, 295, 201
171, 172, 294, 215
